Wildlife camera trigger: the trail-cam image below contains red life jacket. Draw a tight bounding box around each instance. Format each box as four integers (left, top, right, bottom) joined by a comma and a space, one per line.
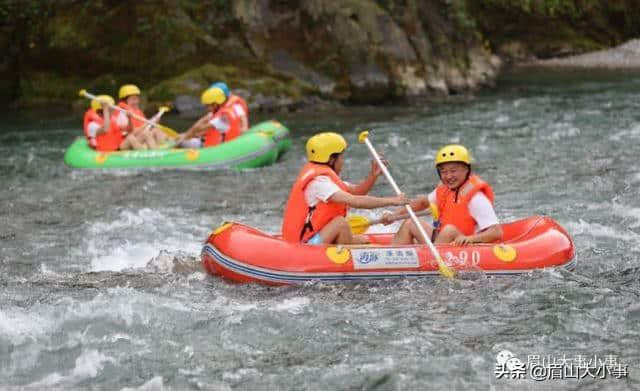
203, 95, 248, 147
83, 109, 123, 152
434, 174, 495, 236
118, 102, 146, 130
281, 162, 350, 243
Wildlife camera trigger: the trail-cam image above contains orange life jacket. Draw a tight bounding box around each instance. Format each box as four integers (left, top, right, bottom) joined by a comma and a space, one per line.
226, 94, 249, 132
203, 95, 248, 147
434, 174, 495, 236
281, 162, 350, 243
83, 109, 123, 152
118, 102, 146, 130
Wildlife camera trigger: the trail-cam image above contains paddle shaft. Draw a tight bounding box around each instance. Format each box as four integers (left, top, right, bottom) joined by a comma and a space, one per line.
80, 90, 176, 137
142, 108, 168, 132
361, 137, 444, 262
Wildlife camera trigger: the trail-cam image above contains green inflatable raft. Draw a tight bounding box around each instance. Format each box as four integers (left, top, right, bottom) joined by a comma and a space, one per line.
64, 120, 291, 169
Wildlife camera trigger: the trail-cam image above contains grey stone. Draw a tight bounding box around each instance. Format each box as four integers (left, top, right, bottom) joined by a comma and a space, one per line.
269, 50, 335, 95
173, 95, 202, 116
348, 62, 390, 103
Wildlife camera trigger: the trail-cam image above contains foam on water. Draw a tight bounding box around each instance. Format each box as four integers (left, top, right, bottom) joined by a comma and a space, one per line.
567, 219, 640, 243
121, 376, 165, 391
1, 286, 192, 350
272, 297, 310, 314
88, 241, 159, 271
543, 122, 581, 140
611, 203, 640, 229
26, 350, 114, 389
0, 308, 53, 345
608, 123, 640, 142
495, 114, 510, 124
79, 208, 205, 272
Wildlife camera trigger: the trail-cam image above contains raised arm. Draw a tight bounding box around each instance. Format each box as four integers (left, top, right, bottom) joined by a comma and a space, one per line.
346, 159, 384, 195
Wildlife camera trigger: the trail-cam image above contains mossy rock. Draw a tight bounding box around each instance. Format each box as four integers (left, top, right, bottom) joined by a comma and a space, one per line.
147, 63, 316, 105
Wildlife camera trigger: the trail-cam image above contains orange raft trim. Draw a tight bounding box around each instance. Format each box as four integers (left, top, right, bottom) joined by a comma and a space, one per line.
201, 216, 575, 285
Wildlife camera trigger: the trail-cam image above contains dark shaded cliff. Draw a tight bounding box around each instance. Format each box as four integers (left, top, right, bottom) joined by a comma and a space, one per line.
1, 0, 638, 110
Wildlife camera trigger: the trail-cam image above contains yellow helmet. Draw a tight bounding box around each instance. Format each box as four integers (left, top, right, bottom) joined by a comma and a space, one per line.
201, 87, 226, 105
306, 132, 347, 163
90, 95, 115, 111
118, 84, 141, 99
435, 144, 471, 167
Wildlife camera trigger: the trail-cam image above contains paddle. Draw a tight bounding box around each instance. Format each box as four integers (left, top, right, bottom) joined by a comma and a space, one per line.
78, 89, 179, 138
143, 106, 179, 149
348, 210, 430, 234
358, 130, 456, 279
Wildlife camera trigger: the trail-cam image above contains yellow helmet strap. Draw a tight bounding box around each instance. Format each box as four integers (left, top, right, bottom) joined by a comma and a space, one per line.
328, 152, 344, 171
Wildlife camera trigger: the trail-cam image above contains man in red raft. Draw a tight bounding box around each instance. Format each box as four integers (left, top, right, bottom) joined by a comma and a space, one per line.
281, 132, 409, 245
382, 144, 503, 245
177, 82, 249, 148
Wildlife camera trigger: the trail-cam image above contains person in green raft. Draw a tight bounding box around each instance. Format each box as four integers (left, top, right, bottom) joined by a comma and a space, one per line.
177, 82, 249, 149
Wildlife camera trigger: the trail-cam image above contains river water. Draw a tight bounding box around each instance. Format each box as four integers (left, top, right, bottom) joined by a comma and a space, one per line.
1, 70, 639, 390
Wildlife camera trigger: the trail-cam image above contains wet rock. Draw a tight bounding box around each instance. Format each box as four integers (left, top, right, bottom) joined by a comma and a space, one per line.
348, 62, 391, 103
146, 250, 202, 274
173, 95, 202, 116
497, 41, 536, 63
269, 50, 336, 95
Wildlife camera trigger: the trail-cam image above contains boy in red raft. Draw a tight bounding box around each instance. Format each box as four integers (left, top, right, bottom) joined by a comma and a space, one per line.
177, 82, 249, 148
382, 144, 503, 245
281, 132, 408, 245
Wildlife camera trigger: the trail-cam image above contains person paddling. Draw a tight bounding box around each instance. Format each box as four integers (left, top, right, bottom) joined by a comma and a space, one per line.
116, 84, 167, 149
281, 132, 409, 245
383, 144, 502, 245
177, 82, 249, 148
83, 95, 145, 151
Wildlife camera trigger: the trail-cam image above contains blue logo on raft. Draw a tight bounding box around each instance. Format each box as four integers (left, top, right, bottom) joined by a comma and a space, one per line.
357, 252, 379, 264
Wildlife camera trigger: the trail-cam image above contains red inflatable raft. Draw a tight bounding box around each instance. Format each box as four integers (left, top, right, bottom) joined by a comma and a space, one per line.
201, 216, 575, 285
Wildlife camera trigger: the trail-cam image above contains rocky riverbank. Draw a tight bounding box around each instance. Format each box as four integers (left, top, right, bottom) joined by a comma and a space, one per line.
523, 39, 640, 70
2, 0, 638, 113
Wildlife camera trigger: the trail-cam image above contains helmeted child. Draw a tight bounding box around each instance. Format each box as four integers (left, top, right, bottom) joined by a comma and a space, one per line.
177, 82, 249, 148
83, 95, 123, 152
116, 84, 166, 149
282, 132, 409, 245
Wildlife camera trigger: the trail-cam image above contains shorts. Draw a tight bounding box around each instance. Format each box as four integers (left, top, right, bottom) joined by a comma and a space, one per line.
180, 138, 203, 149
306, 233, 323, 245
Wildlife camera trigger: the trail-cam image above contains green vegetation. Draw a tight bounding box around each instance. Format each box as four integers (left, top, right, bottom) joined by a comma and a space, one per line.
2, 0, 639, 107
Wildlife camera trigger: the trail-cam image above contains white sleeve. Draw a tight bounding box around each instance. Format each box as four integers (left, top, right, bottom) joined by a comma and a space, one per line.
209, 116, 230, 133
468, 193, 499, 231
233, 104, 246, 118
87, 121, 101, 137
116, 112, 129, 128
304, 176, 341, 207
427, 190, 436, 204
